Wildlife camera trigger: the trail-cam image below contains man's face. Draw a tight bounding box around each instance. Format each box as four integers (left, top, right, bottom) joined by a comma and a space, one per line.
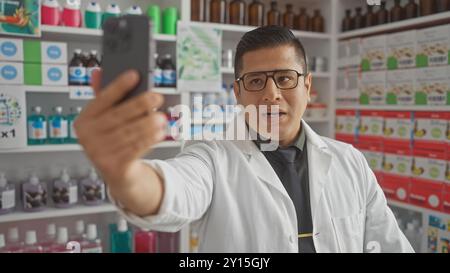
234, 45, 312, 146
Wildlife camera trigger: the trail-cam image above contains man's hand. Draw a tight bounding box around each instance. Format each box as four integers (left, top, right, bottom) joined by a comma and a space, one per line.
75, 69, 167, 194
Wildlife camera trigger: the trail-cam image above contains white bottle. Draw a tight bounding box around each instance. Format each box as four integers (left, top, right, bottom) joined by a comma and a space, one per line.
6, 227, 23, 252
51, 227, 70, 253
70, 220, 86, 242
41, 223, 57, 252
0, 233, 7, 253
22, 230, 43, 253
52, 169, 78, 208
81, 224, 103, 253
0, 172, 15, 215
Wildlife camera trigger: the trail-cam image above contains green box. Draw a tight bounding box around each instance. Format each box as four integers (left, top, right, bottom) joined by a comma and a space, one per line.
24, 63, 42, 85
23, 40, 42, 63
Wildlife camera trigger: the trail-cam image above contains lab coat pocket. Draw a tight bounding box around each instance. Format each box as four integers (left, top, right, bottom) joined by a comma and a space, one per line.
331, 211, 365, 253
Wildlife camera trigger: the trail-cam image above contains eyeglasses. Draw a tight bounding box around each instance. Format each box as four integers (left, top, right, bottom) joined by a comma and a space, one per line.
236, 69, 305, 92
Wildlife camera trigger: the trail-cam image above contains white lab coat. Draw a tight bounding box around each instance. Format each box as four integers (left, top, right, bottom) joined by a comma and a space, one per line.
110, 113, 414, 253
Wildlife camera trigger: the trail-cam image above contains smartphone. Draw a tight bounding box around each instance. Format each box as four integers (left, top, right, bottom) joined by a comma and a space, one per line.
101, 15, 154, 102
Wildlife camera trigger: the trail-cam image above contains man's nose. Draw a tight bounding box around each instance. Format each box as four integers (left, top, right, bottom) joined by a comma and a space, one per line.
261, 77, 281, 102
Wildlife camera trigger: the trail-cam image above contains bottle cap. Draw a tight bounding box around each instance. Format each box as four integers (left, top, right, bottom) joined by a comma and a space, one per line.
86, 224, 97, 240
126, 5, 142, 15
90, 50, 98, 56
74, 49, 82, 55
88, 168, 98, 181
47, 223, 56, 237
0, 173, 7, 188
60, 169, 70, 183
86, 2, 101, 12
54, 106, 63, 114
64, 0, 80, 10
106, 3, 121, 14
29, 174, 40, 186
117, 218, 128, 232
33, 106, 42, 114
43, 0, 60, 8
56, 227, 69, 244
25, 230, 37, 245
8, 227, 19, 242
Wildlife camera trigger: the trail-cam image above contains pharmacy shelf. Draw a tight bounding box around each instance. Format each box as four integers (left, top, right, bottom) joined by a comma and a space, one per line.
188, 21, 331, 40
0, 141, 182, 154
387, 200, 449, 218
153, 87, 179, 95
0, 204, 117, 224
335, 105, 450, 112
339, 11, 450, 40
24, 85, 70, 93
40, 25, 176, 42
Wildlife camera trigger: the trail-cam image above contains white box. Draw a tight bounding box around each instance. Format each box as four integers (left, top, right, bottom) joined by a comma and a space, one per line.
0, 38, 23, 62
415, 66, 449, 105
361, 35, 387, 71
387, 30, 416, 69
0, 62, 24, 85
360, 71, 386, 105
386, 69, 415, 105
42, 64, 68, 86
338, 41, 348, 69
416, 25, 450, 67
41, 41, 68, 64
348, 38, 362, 70
412, 150, 447, 183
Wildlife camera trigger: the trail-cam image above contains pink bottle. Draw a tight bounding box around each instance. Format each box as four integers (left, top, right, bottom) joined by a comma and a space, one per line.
41, 0, 62, 26
134, 229, 157, 253
41, 223, 57, 253
62, 0, 82, 27
157, 232, 179, 253
81, 224, 103, 253
70, 220, 86, 243
22, 231, 43, 253
5, 227, 23, 253
51, 227, 71, 253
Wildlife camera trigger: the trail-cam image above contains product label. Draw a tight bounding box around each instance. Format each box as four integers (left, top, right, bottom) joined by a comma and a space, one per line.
47, 46, 62, 60
361, 35, 387, 71
1, 189, 15, 209
414, 118, 447, 142
81, 246, 103, 253
412, 156, 447, 182
69, 185, 78, 204
416, 26, 450, 67
69, 67, 87, 85
415, 67, 449, 105
1, 65, 17, 80
47, 67, 62, 82
1, 42, 17, 57
387, 31, 416, 70
383, 153, 412, 177
154, 68, 163, 86
384, 117, 413, 141
336, 114, 358, 135
28, 120, 47, 140
162, 69, 176, 85
50, 119, 68, 138
359, 116, 384, 137
386, 70, 415, 105
360, 71, 386, 105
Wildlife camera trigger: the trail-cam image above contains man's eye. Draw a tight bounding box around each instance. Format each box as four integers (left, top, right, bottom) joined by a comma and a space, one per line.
250, 79, 262, 85
277, 76, 291, 82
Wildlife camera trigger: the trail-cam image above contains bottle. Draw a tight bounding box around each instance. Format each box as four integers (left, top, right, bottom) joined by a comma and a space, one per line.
41, 223, 57, 253
52, 169, 78, 208
295, 7, 309, 31
86, 50, 101, 85
229, 0, 246, 25
165, 107, 177, 141
283, 4, 295, 29
266, 1, 280, 26
111, 218, 133, 253
353, 7, 365, 29
153, 53, 163, 87
190, 231, 199, 253
62, 0, 82, 27
342, 9, 353, 31
67, 107, 82, 143
420, 0, 437, 16
191, 0, 205, 22
81, 224, 103, 253
390, 0, 405, 22
125, 5, 143, 15
376, 1, 389, 25
0, 234, 7, 253
248, 0, 264, 26
161, 54, 176, 88
70, 220, 86, 243
51, 227, 71, 253
69, 49, 87, 86
405, 0, 418, 19
84, 2, 102, 29
0, 172, 15, 215
209, 0, 226, 23
134, 229, 157, 253
102, 3, 121, 26
27, 106, 47, 145
365, 5, 377, 27
311, 9, 325, 32
48, 106, 68, 144
157, 232, 179, 253
5, 227, 23, 253
22, 174, 47, 212
80, 168, 105, 206
41, 0, 61, 26
22, 231, 43, 253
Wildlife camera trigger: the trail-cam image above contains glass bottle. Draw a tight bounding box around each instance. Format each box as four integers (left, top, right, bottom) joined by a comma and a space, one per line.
191, 0, 205, 22
420, 0, 437, 16
365, 5, 377, 27
390, 0, 405, 22
405, 0, 418, 19
436, 0, 450, 12
48, 106, 68, 144
248, 0, 264, 26
353, 7, 365, 29
376, 1, 389, 25
27, 106, 47, 145
342, 9, 353, 31
209, 0, 226, 23
296, 7, 310, 31
229, 0, 246, 25
283, 4, 295, 29
266, 1, 280, 26
311, 9, 324, 32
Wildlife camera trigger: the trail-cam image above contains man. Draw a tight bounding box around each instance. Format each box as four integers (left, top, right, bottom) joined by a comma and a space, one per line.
75, 26, 413, 253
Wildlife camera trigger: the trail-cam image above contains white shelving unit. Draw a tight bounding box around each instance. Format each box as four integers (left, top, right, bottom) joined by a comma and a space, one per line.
335, 105, 450, 112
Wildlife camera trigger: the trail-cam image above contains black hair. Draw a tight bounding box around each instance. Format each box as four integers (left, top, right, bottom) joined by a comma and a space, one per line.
234, 26, 308, 80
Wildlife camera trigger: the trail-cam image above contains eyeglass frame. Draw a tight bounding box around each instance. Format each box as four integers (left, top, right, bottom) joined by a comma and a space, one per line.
235, 69, 307, 92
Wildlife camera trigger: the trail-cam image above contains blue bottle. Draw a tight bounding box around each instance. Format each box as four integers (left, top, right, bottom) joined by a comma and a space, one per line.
48, 106, 68, 144
110, 218, 132, 253
27, 106, 47, 145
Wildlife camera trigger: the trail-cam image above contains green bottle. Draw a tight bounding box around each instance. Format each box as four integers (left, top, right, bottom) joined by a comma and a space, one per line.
110, 218, 132, 253
162, 7, 179, 35
102, 3, 121, 26
27, 106, 47, 145
147, 5, 161, 34
67, 107, 82, 144
48, 106, 68, 145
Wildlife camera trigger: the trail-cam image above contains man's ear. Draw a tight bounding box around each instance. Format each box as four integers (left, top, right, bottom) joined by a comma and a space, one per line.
304, 73, 312, 102
233, 81, 240, 98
